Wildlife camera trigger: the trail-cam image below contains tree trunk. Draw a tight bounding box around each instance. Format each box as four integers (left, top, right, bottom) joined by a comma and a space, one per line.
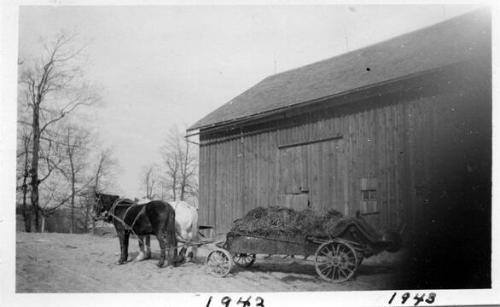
21, 170, 31, 232
30, 103, 41, 232
171, 178, 177, 201
84, 198, 90, 233
70, 175, 75, 233
180, 142, 189, 201
21, 187, 31, 232
68, 129, 76, 234
41, 215, 46, 233
180, 174, 188, 201
21, 133, 32, 232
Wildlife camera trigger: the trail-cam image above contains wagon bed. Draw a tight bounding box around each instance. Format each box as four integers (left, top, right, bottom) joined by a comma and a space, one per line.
206, 213, 402, 283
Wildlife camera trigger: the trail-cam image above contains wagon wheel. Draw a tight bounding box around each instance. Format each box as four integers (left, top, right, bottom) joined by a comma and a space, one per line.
206, 248, 233, 277
314, 240, 358, 283
233, 253, 256, 267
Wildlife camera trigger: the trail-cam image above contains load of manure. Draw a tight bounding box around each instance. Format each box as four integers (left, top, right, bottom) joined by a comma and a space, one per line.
231, 206, 344, 239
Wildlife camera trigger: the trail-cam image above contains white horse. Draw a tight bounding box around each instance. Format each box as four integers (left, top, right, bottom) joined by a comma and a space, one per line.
170, 200, 199, 261
134, 200, 199, 263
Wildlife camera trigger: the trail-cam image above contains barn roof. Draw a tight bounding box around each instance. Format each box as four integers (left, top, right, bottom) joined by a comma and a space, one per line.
188, 9, 490, 132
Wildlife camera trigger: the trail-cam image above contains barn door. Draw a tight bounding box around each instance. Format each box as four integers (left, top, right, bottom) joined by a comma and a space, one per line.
278, 145, 309, 210
278, 138, 346, 213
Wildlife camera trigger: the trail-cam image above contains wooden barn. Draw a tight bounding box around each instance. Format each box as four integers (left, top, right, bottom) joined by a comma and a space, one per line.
188, 10, 491, 238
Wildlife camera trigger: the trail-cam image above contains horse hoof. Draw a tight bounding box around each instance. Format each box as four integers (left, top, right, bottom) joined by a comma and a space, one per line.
175, 255, 185, 265
134, 252, 146, 262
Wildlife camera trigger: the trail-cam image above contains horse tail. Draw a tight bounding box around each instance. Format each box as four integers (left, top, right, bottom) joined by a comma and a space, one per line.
166, 204, 177, 247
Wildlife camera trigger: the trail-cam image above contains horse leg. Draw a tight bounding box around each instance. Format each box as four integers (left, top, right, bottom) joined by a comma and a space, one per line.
156, 234, 166, 268
124, 231, 131, 262
157, 232, 178, 267
134, 235, 146, 262
188, 230, 200, 262
116, 231, 125, 264
117, 231, 130, 264
177, 229, 189, 263
145, 235, 151, 259
179, 246, 187, 263
189, 245, 198, 263
184, 240, 198, 263
169, 243, 179, 267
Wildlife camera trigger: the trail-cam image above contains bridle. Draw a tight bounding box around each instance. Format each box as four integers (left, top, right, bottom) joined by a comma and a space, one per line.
93, 193, 115, 222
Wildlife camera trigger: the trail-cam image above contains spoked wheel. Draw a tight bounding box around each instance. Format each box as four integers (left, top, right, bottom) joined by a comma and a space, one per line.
314, 240, 358, 283
206, 248, 233, 277
233, 253, 256, 267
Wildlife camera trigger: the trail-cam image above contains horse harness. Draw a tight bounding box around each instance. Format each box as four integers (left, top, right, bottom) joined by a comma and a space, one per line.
106, 198, 147, 245
96, 196, 191, 251
107, 200, 192, 251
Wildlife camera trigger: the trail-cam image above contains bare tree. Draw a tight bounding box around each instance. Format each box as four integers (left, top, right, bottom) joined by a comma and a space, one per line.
16, 126, 32, 232
179, 133, 198, 201
160, 125, 198, 201
18, 31, 99, 231
142, 164, 159, 199
16, 116, 66, 231
88, 148, 119, 233
157, 176, 169, 201
56, 125, 92, 233
93, 148, 119, 192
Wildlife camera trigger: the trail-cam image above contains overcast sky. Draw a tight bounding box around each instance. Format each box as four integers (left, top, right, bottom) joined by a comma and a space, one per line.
17, 4, 479, 198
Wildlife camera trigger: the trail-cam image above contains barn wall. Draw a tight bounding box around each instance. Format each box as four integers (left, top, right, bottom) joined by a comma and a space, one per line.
198, 65, 491, 235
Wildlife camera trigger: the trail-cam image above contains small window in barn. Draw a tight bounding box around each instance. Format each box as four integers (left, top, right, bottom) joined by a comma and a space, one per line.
360, 178, 378, 214
361, 190, 377, 201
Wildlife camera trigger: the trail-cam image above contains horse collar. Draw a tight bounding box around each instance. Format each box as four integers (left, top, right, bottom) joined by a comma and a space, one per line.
107, 198, 126, 219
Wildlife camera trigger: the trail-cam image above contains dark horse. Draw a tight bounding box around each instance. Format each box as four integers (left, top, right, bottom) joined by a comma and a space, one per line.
92, 192, 179, 267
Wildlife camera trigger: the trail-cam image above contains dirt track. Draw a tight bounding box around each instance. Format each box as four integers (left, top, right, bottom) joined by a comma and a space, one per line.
16, 232, 402, 292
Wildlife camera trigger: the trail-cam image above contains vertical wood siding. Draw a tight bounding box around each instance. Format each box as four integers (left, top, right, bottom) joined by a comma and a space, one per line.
198, 80, 490, 234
